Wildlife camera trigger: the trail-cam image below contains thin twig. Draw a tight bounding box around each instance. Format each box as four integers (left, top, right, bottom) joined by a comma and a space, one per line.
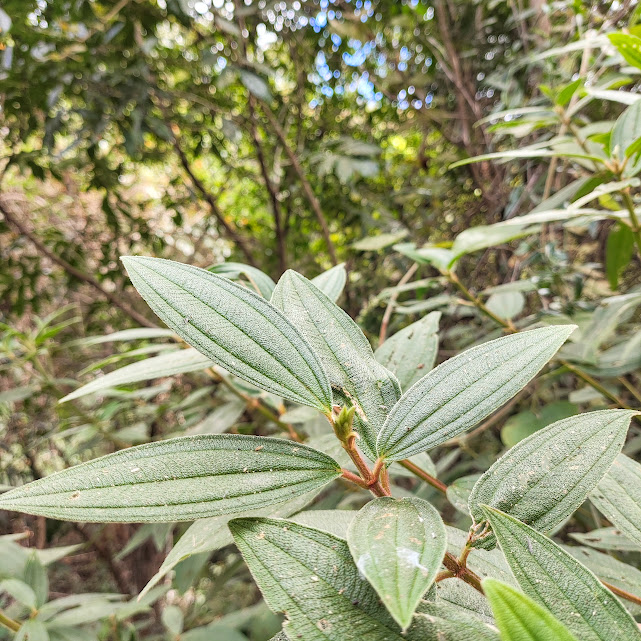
398, 459, 448, 494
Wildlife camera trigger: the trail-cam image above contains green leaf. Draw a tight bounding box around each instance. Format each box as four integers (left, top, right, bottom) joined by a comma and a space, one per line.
481, 507, 641, 641
483, 579, 579, 641
611, 100, 641, 163
446, 474, 481, 515
469, 410, 634, 542
375, 312, 440, 391
500, 402, 578, 447
609, 33, 641, 71
449, 148, 606, 169
352, 231, 408, 251
272, 270, 401, 459
291, 509, 357, 538
229, 517, 447, 640
376, 326, 575, 461
345, 497, 446, 630
0, 578, 38, 608
394, 243, 454, 273
570, 527, 640, 552
15, 620, 49, 641
590, 453, 641, 548
121, 257, 333, 412
606, 223, 635, 290
60, 348, 213, 402
162, 605, 184, 636
0, 435, 340, 522
414, 602, 499, 640
450, 224, 534, 263
310, 264, 347, 302
556, 78, 582, 107
24, 555, 48, 608
208, 262, 276, 299
75, 328, 176, 346
485, 291, 525, 321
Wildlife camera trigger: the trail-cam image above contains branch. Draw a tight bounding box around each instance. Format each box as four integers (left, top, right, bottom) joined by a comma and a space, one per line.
258, 101, 338, 265
0, 199, 156, 328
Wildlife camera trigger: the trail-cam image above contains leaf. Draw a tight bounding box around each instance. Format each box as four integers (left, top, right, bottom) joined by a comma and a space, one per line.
121, 257, 333, 412
590, 454, 641, 548
139, 488, 322, 598
394, 243, 454, 273
481, 507, 641, 641
485, 291, 525, 321
469, 410, 635, 542
376, 326, 575, 461
24, 555, 48, 608
0, 434, 340, 522
375, 312, 440, 391
0, 578, 37, 608
570, 527, 640, 552
291, 509, 357, 538
556, 78, 582, 107
449, 148, 606, 169
352, 231, 408, 251
500, 402, 578, 447
272, 270, 401, 459
446, 475, 481, 515
15, 620, 49, 641
611, 100, 641, 163
60, 348, 213, 402
609, 33, 641, 71
345, 497, 447, 630
483, 579, 579, 641
414, 602, 499, 640
208, 262, 276, 299
239, 70, 272, 101
75, 328, 176, 346
229, 517, 440, 640
606, 223, 635, 290
450, 224, 533, 263
0, 386, 38, 404
310, 264, 347, 302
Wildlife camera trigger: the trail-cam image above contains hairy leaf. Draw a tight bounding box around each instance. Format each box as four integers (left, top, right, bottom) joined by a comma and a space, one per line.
375, 312, 440, 390
346, 497, 446, 630
482, 507, 641, 641
469, 410, 634, 542
208, 262, 276, 299
121, 257, 333, 412
272, 270, 401, 459
60, 348, 213, 402
591, 454, 641, 548
483, 579, 579, 641
414, 602, 499, 640
376, 326, 575, 461
310, 264, 347, 302
0, 435, 340, 522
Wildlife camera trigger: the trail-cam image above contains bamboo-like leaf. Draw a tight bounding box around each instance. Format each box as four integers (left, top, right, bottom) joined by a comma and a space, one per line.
481, 507, 641, 641
121, 257, 333, 412
229, 517, 440, 640
60, 348, 213, 402
590, 454, 641, 548
272, 270, 401, 459
376, 326, 575, 461
346, 497, 446, 630
483, 579, 579, 641
449, 148, 606, 169
310, 264, 347, 302
375, 312, 440, 391
469, 410, 635, 541
0, 435, 340, 523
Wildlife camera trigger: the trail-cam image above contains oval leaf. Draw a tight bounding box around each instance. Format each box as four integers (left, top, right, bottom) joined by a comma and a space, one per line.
375, 312, 440, 391
590, 453, 641, 548
0, 435, 340, 522
481, 506, 641, 641
483, 579, 579, 641
376, 325, 575, 461
207, 262, 276, 299
310, 263, 347, 302
469, 410, 635, 541
121, 257, 333, 412
272, 270, 401, 459
346, 497, 447, 630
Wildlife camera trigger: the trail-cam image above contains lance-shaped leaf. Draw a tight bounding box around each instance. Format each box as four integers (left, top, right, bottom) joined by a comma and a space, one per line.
272, 270, 401, 459
481, 507, 641, 641
414, 602, 499, 640
375, 312, 440, 391
469, 410, 635, 542
310, 263, 347, 302
229, 517, 439, 640
0, 435, 341, 523
483, 579, 579, 641
590, 453, 641, 548
121, 257, 332, 412
376, 326, 575, 461
345, 497, 446, 630
60, 348, 213, 402
208, 262, 277, 299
